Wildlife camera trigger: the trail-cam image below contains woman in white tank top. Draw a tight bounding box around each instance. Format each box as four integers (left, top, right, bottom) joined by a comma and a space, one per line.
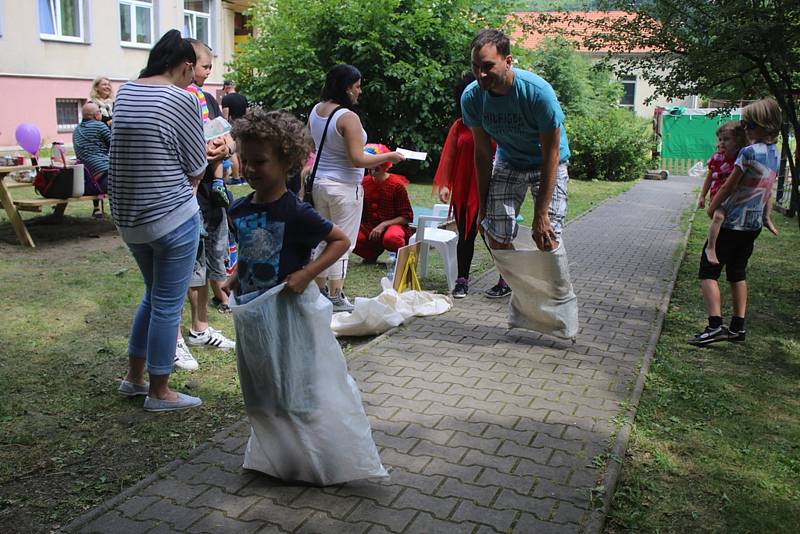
308, 64, 404, 312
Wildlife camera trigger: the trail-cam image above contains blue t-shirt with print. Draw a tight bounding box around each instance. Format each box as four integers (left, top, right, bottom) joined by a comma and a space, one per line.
229, 192, 333, 296
461, 68, 570, 170
723, 143, 778, 231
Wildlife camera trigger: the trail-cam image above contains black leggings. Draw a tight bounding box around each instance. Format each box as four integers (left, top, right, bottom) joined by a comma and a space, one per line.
455, 204, 478, 279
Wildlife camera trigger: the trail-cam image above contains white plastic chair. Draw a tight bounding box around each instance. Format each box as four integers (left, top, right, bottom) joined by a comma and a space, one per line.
409, 203, 458, 291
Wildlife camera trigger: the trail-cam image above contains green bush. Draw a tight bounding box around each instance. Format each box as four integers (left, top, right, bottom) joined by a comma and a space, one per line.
566, 108, 652, 181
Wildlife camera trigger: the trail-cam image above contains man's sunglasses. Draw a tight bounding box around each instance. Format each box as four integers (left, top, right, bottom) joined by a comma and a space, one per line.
740, 119, 758, 130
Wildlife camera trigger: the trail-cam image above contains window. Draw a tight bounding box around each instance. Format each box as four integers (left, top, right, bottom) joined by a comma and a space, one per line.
120, 0, 154, 46
183, 0, 211, 47
56, 98, 83, 132
620, 76, 636, 109
39, 0, 85, 42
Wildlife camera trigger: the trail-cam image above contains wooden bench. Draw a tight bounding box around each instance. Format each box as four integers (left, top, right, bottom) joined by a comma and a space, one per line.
14, 195, 103, 213
0, 166, 105, 248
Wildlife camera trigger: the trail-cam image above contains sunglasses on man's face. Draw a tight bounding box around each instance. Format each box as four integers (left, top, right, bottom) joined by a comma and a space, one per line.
740, 119, 757, 130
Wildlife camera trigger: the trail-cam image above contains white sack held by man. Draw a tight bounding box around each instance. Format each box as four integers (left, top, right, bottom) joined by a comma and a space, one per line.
491, 231, 578, 341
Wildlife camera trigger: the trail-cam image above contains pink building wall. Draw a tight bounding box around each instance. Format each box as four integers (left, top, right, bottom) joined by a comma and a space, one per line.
0, 76, 222, 149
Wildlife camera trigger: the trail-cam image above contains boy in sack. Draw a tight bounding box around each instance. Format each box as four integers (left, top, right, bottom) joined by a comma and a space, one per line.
224, 108, 386, 484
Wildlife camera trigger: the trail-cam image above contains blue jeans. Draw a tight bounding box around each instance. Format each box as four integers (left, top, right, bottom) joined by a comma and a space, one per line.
127, 212, 201, 375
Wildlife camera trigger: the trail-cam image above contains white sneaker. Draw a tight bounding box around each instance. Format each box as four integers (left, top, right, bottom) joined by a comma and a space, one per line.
185, 326, 235, 349
174, 338, 199, 370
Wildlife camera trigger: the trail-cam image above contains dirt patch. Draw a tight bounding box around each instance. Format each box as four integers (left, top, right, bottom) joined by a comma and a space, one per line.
0, 216, 123, 261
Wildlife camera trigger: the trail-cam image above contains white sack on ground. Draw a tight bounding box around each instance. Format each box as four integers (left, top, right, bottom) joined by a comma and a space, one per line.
230, 283, 387, 485
491, 237, 578, 341
331, 278, 452, 336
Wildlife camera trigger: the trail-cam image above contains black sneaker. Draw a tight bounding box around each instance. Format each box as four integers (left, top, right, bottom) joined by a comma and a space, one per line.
688, 325, 730, 346
727, 329, 746, 343
486, 282, 512, 299
453, 278, 469, 299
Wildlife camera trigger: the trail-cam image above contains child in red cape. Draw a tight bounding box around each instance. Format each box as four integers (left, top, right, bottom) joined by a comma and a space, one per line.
354, 143, 414, 263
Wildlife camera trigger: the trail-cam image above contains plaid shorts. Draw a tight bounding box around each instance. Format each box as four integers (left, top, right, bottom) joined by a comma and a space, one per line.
482, 161, 569, 244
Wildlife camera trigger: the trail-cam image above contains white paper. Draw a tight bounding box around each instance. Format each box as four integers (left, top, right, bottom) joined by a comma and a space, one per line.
397, 148, 428, 161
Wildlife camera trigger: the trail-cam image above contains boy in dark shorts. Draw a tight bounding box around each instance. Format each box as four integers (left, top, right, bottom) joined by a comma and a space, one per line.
689, 97, 781, 346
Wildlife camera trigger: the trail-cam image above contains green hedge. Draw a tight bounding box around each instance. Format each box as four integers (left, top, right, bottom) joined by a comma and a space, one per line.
567, 108, 653, 181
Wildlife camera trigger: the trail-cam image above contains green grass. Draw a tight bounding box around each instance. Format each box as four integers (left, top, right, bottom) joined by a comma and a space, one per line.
0, 177, 633, 531
605, 213, 800, 534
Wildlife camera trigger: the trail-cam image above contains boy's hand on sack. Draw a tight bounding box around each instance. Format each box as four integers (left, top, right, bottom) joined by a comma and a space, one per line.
284, 268, 314, 294
697, 197, 705, 209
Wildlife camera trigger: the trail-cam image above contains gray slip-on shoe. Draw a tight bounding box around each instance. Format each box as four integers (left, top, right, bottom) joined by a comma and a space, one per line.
143, 392, 202, 412
118, 380, 149, 397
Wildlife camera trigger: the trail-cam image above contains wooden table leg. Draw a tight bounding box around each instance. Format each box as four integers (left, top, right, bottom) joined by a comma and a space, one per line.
0, 180, 35, 248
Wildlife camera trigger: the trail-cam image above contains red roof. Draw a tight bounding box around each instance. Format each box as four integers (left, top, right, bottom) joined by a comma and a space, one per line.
511, 11, 651, 53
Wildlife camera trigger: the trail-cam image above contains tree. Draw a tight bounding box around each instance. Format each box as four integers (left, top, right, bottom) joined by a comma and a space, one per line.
514, 36, 622, 117
229, 0, 512, 175
522, 1, 800, 223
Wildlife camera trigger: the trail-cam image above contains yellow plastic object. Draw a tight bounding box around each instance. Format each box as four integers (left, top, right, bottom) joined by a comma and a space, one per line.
396, 250, 422, 292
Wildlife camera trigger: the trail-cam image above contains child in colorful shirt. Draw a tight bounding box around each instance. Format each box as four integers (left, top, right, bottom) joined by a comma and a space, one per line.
689, 98, 782, 346
701, 120, 778, 265
185, 82, 229, 207
698, 121, 747, 264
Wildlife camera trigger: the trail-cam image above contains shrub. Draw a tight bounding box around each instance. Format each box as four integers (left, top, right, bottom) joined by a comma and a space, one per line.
567, 108, 652, 181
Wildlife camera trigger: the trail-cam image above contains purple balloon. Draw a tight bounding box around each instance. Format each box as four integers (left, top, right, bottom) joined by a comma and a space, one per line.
15, 123, 41, 155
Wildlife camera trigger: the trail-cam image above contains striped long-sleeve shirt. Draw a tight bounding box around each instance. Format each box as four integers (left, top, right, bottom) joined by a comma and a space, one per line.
72, 119, 111, 176
109, 82, 207, 244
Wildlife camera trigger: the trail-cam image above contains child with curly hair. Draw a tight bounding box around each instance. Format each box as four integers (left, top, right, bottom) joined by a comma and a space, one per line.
225, 108, 349, 298
224, 109, 386, 484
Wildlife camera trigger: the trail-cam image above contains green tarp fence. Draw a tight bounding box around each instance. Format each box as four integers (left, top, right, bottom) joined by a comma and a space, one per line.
659, 110, 740, 175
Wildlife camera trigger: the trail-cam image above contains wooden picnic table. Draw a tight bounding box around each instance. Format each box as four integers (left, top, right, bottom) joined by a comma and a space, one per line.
0, 164, 104, 248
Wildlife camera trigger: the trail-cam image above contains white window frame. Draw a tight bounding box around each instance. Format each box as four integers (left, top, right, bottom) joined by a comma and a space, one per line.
39, 0, 89, 43
619, 76, 636, 109
182, 0, 218, 52
56, 98, 84, 133
119, 0, 155, 49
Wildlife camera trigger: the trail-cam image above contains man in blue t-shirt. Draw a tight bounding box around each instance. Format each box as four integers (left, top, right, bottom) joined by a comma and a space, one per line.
461, 29, 571, 296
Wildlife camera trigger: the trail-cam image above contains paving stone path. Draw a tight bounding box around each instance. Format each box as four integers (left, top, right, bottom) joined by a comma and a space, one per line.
67, 176, 696, 534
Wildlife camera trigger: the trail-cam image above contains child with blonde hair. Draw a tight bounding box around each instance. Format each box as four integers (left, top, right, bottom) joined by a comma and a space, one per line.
698, 121, 761, 264
689, 97, 782, 346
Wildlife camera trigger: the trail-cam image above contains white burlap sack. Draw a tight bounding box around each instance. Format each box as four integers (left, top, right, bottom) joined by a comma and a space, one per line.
331, 278, 452, 336
230, 283, 387, 485
491, 238, 578, 341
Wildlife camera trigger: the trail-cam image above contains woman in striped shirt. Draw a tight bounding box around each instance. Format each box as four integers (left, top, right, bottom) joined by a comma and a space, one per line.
111, 29, 208, 412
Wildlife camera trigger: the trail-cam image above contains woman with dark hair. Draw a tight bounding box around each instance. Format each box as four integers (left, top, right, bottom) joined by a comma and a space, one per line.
110, 29, 208, 412
308, 64, 404, 312
433, 73, 503, 299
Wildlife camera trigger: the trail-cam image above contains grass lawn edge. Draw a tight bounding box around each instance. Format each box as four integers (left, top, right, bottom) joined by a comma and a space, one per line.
585, 205, 697, 534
